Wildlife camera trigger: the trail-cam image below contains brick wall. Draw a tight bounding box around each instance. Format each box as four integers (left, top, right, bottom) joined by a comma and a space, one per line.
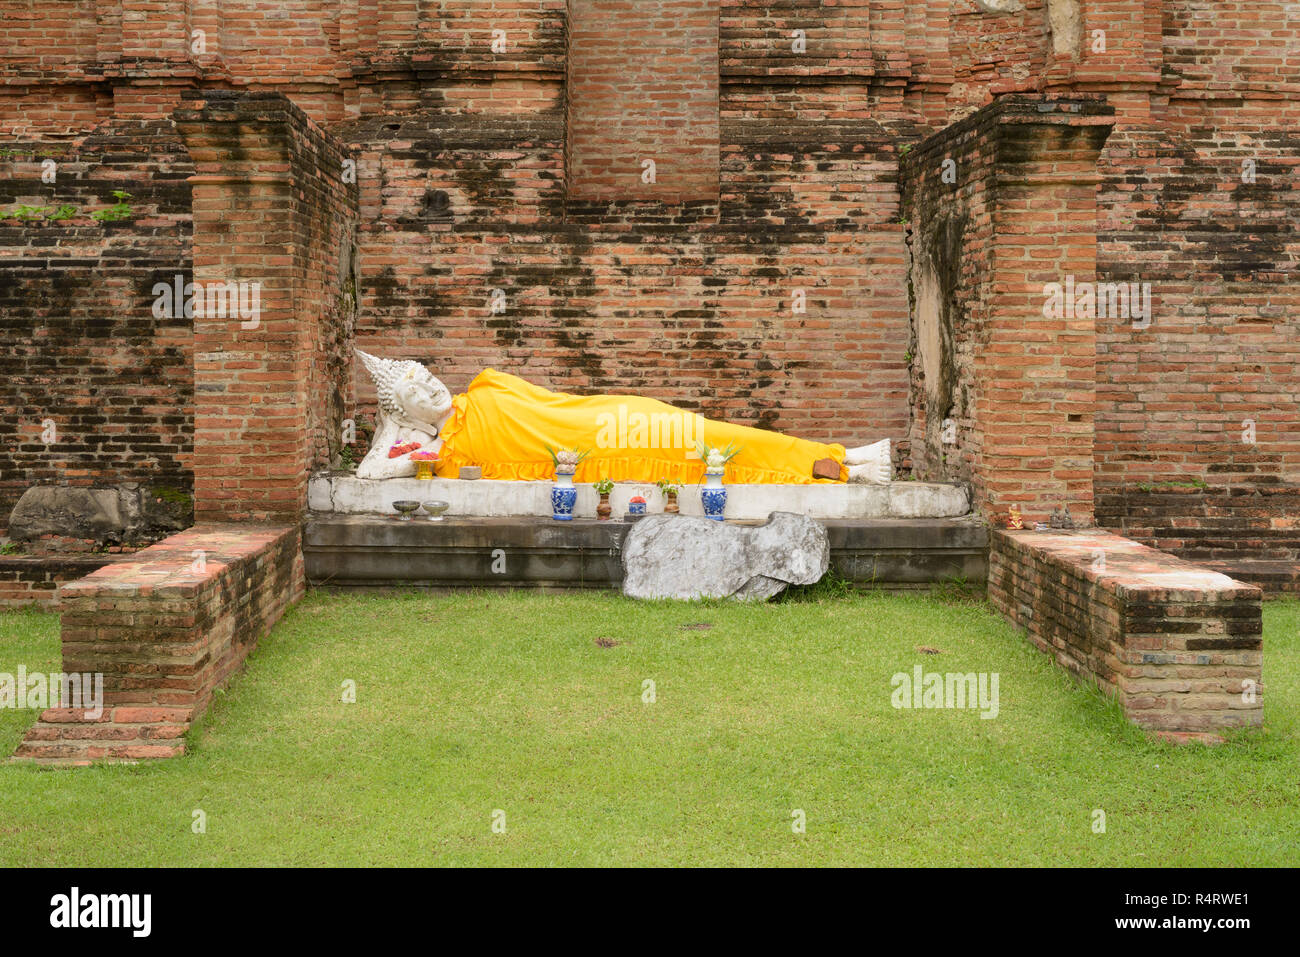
567, 0, 719, 203
0, 0, 103, 136
1, 1, 1297, 573
989, 527, 1263, 735
14, 523, 304, 764
1089, 1, 1300, 584
0, 120, 194, 532
0, 556, 114, 609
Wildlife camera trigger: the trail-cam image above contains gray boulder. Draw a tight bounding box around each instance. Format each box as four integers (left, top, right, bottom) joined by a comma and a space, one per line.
621, 511, 830, 601
7, 484, 191, 543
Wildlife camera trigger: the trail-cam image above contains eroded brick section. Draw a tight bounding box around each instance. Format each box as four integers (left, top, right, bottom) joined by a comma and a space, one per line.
989, 528, 1263, 733
0, 121, 194, 531
14, 524, 304, 765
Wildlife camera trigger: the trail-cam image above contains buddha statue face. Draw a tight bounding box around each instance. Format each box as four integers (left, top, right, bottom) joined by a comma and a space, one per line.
357, 349, 453, 431
393, 369, 453, 427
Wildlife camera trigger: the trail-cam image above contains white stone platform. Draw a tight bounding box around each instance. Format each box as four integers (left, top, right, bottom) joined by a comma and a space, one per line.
309, 472, 971, 521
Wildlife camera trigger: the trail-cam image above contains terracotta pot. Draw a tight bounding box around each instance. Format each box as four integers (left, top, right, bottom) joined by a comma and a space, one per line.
597, 494, 612, 520
664, 490, 679, 514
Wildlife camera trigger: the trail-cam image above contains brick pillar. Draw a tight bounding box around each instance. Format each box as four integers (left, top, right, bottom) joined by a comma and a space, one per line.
1040, 0, 1161, 124
187, 0, 223, 69
94, 0, 122, 63
984, 98, 1113, 526
902, 95, 1114, 526
175, 91, 358, 523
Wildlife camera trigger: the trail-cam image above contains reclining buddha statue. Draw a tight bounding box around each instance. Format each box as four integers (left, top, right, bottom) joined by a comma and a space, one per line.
353, 350, 893, 485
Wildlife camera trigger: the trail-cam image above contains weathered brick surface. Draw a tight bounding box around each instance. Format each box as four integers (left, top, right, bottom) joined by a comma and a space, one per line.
13, 523, 304, 765
0, 122, 194, 531
989, 528, 1263, 733
0, 555, 115, 608
0, 1, 1296, 586
1089, 9, 1300, 581
173, 90, 358, 523
900, 94, 1114, 525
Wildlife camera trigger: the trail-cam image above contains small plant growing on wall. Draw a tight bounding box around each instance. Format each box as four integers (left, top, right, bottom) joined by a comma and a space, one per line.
6, 205, 46, 221
91, 190, 133, 222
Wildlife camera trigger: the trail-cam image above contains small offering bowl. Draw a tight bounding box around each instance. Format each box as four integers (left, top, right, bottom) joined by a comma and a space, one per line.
392, 500, 421, 521
422, 500, 450, 521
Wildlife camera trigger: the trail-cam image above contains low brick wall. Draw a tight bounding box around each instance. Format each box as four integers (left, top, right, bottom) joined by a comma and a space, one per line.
0, 556, 116, 608
14, 524, 304, 765
989, 529, 1263, 735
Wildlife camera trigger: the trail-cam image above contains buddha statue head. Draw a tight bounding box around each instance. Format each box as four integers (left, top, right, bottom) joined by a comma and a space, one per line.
357, 350, 453, 431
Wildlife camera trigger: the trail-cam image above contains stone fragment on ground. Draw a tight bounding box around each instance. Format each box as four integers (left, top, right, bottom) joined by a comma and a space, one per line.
621, 511, 829, 601
7, 484, 191, 544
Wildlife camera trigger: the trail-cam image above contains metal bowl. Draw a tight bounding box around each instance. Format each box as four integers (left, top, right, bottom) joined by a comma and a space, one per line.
422, 500, 450, 521
392, 499, 421, 521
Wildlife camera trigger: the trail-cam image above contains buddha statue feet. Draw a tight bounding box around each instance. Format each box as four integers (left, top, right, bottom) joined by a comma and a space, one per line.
845, 439, 892, 484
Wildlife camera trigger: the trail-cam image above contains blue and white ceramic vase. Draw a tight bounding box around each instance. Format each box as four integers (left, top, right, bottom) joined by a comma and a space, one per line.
701, 472, 727, 521
552, 470, 577, 521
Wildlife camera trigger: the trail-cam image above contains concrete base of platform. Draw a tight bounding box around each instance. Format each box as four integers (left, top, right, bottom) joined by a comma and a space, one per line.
302, 515, 990, 591
309, 472, 972, 521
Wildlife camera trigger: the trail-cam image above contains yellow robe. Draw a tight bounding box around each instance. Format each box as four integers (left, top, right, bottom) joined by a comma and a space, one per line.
434, 369, 847, 484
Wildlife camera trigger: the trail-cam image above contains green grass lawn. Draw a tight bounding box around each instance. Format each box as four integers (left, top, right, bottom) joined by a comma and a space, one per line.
0, 590, 1296, 867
